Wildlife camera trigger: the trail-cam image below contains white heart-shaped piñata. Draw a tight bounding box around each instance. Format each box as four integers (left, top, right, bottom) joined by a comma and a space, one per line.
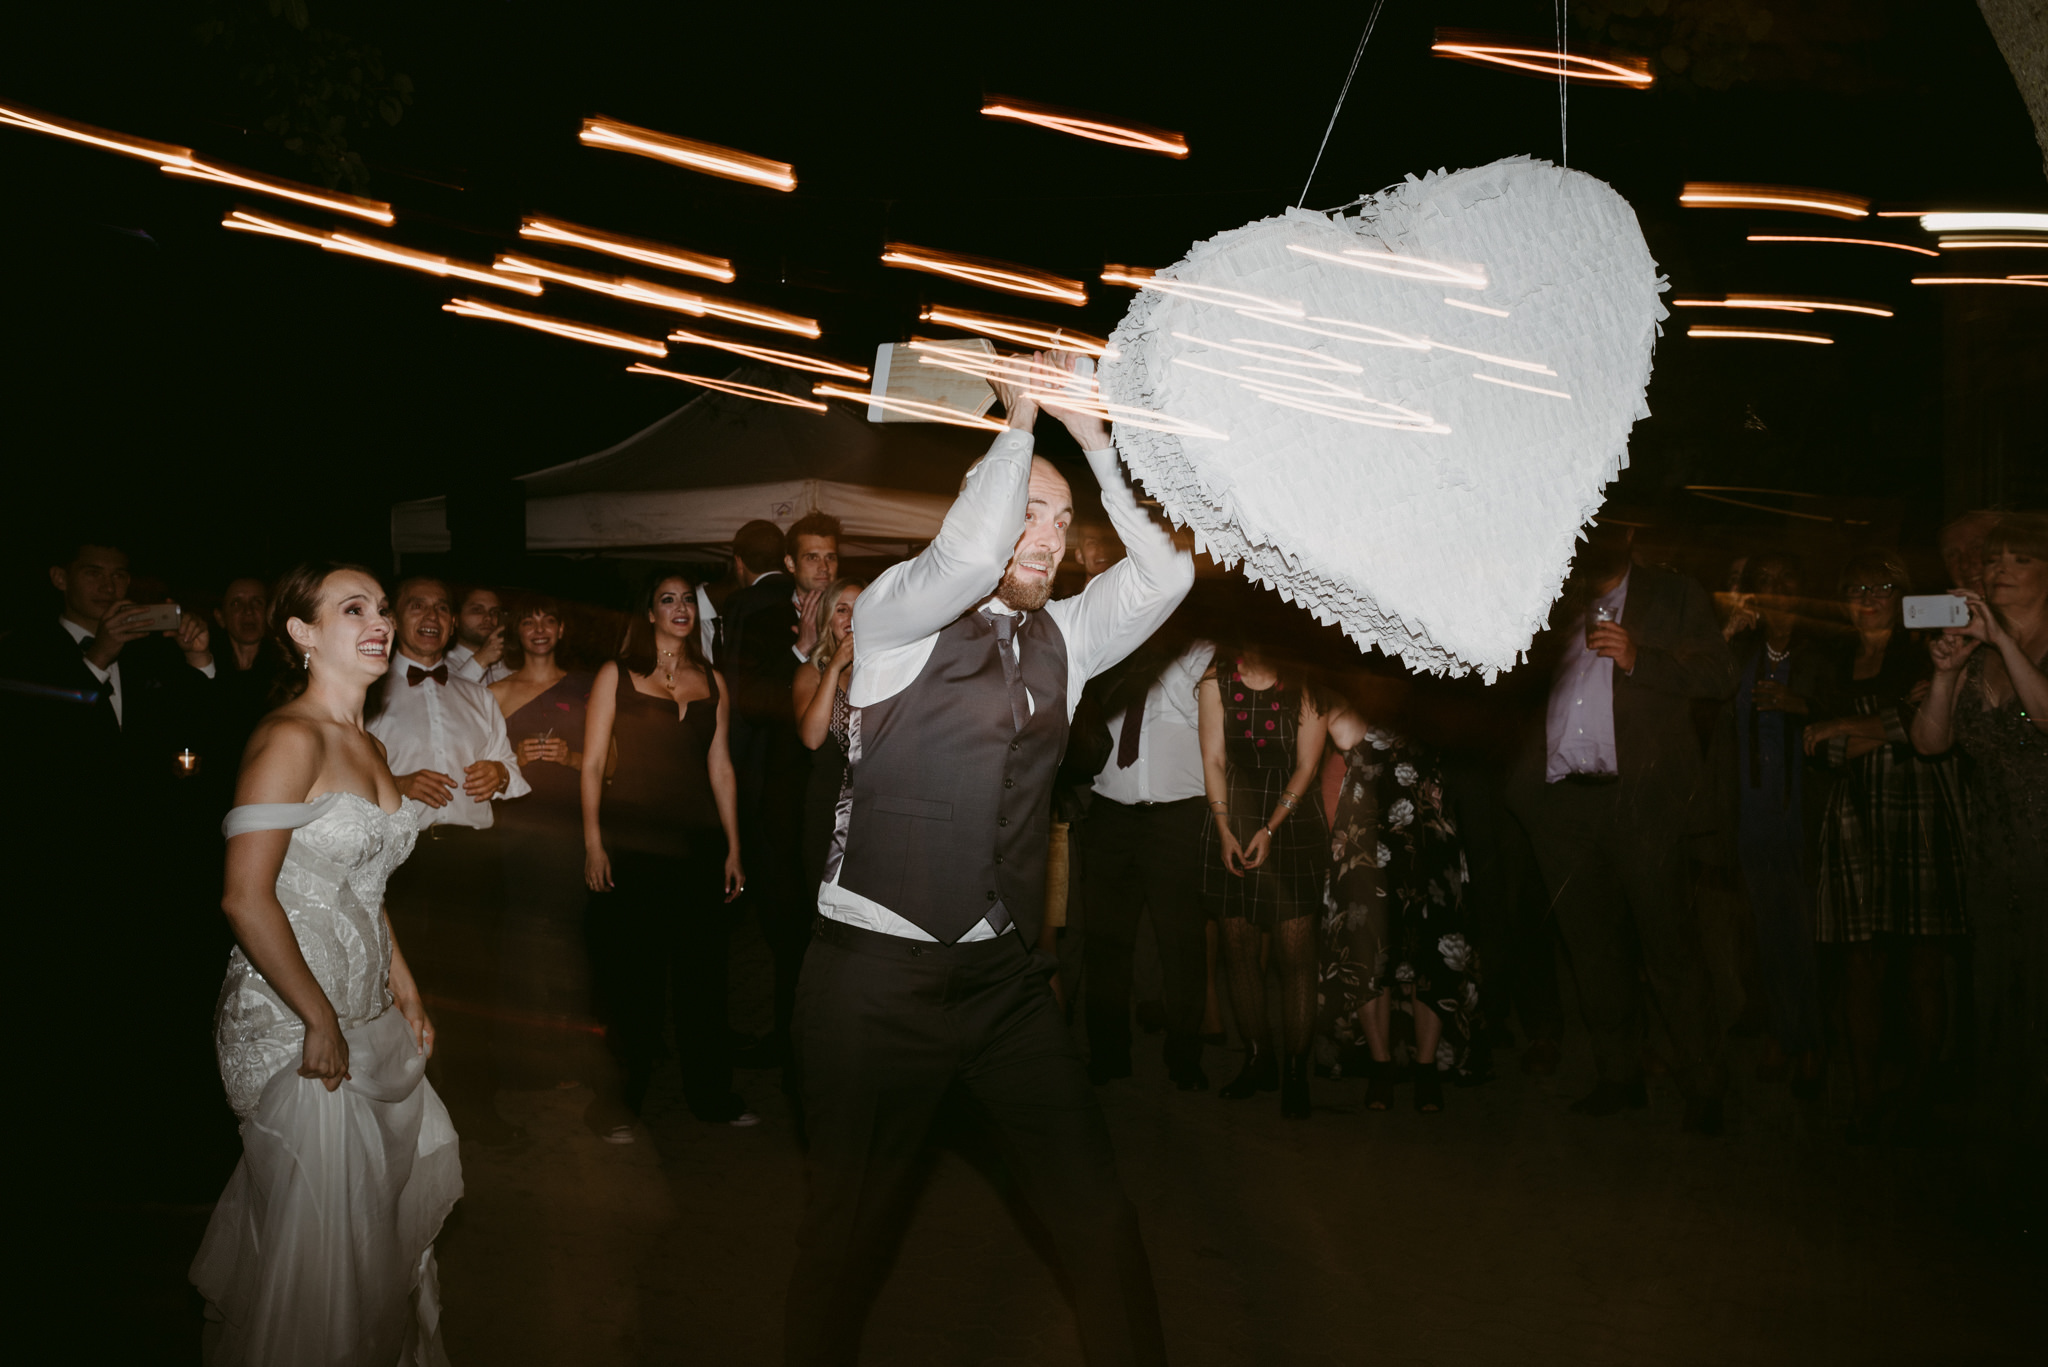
1101, 156, 1667, 680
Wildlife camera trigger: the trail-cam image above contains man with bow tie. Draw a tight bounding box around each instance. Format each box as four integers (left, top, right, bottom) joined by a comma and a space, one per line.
368, 576, 529, 1143
785, 356, 1189, 1367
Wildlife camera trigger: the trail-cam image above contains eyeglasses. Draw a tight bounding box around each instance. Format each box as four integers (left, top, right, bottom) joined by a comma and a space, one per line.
1844, 583, 1897, 600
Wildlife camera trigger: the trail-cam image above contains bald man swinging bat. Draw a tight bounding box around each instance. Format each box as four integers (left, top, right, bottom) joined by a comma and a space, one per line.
783, 353, 1191, 1367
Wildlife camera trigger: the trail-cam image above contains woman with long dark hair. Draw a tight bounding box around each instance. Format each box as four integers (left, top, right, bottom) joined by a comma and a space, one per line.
580, 569, 751, 1138
193, 562, 460, 1364
1198, 618, 1330, 1118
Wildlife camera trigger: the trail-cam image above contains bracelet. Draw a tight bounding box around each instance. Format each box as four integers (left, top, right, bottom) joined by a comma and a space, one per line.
1208, 799, 1228, 811
1278, 791, 1300, 810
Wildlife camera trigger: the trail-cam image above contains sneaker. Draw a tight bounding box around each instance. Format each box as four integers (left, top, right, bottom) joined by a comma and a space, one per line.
603, 1125, 636, 1145
729, 1111, 762, 1129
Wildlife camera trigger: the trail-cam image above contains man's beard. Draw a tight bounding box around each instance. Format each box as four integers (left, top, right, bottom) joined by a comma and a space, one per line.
994, 559, 1054, 610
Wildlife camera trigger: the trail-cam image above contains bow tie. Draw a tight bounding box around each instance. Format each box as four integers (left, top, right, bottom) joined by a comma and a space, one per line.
407, 664, 449, 687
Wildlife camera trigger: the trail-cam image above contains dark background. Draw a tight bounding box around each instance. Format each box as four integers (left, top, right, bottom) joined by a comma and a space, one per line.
2, 0, 2042, 621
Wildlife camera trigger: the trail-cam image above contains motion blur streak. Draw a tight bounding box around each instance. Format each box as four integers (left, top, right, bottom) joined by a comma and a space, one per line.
1686, 325, 1835, 343
520, 217, 734, 281
882, 243, 1088, 305
578, 118, 794, 190
980, 97, 1189, 157
442, 298, 669, 356
666, 328, 867, 380
627, 364, 830, 410
1746, 235, 1940, 256
919, 305, 1114, 357
1681, 183, 1870, 219
812, 384, 1010, 431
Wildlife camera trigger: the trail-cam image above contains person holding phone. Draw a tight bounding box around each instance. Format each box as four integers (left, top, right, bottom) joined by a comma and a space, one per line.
1911, 512, 2048, 1144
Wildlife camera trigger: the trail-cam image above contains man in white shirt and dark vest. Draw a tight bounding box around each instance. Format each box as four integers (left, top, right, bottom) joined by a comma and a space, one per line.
784, 357, 1190, 1367
368, 576, 530, 1143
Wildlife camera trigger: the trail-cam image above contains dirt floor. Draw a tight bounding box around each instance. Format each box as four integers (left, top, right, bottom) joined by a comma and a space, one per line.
78, 918, 2040, 1366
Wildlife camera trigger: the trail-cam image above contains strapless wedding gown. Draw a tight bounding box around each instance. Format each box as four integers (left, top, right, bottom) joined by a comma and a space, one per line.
190, 792, 464, 1367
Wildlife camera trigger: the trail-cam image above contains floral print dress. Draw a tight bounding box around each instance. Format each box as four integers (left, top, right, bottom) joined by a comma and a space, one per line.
1316, 726, 1483, 1074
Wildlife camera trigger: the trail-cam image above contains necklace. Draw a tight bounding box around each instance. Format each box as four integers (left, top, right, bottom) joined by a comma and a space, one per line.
658, 646, 679, 688
1764, 643, 1790, 663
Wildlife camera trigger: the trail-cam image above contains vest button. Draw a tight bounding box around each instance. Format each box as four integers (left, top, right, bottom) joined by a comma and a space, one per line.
994, 854, 1005, 866
986, 890, 997, 901
1010, 740, 1021, 752
1004, 778, 1015, 789
997, 816, 1009, 827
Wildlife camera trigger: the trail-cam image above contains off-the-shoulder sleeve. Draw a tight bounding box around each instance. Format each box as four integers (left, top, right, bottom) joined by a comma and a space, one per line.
222, 791, 345, 839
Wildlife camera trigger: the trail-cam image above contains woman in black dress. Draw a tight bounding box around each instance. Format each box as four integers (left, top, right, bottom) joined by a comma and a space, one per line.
1198, 630, 1330, 1118
793, 577, 862, 898
580, 569, 750, 1138
489, 596, 594, 1084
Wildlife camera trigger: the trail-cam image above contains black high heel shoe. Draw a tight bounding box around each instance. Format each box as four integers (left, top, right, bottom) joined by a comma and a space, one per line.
1219, 1042, 1277, 1100
1363, 1059, 1396, 1111
1281, 1054, 1311, 1119
1414, 1066, 1445, 1113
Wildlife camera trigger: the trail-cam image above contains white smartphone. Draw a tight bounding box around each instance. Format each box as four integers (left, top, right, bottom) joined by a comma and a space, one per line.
132, 603, 183, 633
1901, 594, 1969, 629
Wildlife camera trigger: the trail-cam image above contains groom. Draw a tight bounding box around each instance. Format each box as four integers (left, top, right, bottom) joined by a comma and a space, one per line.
784, 357, 1190, 1366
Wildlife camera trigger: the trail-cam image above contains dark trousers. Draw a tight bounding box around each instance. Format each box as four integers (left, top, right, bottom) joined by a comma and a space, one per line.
786, 918, 1166, 1367
384, 824, 507, 1129
1526, 781, 1725, 1095
1455, 773, 1564, 1044
1082, 797, 1209, 1066
587, 846, 738, 1120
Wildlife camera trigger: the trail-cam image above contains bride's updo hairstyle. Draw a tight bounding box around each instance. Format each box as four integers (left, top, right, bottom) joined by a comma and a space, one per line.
269, 560, 382, 704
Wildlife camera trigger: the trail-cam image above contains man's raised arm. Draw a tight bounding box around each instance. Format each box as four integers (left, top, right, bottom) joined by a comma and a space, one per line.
1056, 449, 1195, 683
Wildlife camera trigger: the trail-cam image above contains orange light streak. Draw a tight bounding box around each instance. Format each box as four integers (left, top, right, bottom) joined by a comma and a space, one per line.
1473, 372, 1572, 400
980, 96, 1189, 157
882, 243, 1088, 306
442, 298, 669, 356
918, 305, 1113, 357
1724, 294, 1892, 317
1113, 274, 1306, 316
164, 159, 394, 224
1430, 32, 1654, 86
1288, 243, 1489, 290
0, 101, 194, 166
1937, 237, 2048, 250
578, 117, 794, 191
1680, 183, 1869, 220
1100, 265, 1155, 285
627, 364, 829, 410
1445, 297, 1510, 316
1920, 212, 2048, 233
1023, 390, 1231, 441
493, 254, 821, 337
1909, 276, 2048, 288
908, 343, 1085, 393
1672, 299, 1815, 313
1686, 325, 1834, 344
1746, 234, 1939, 257
811, 384, 1010, 431
520, 216, 733, 282
666, 328, 867, 380
223, 210, 540, 294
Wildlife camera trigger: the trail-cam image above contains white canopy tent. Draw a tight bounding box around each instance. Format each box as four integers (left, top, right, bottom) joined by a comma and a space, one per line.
390, 365, 995, 562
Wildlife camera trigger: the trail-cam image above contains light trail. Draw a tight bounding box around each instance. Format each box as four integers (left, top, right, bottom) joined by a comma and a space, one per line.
1909, 276, 2048, 288
442, 298, 669, 356
1023, 390, 1230, 440
1473, 372, 1571, 399
493, 254, 821, 336
667, 328, 866, 379
1680, 183, 1869, 219
1169, 331, 1363, 372
578, 117, 794, 190
1919, 212, 2048, 234
627, 363, 829, 410
1746, 234, 1939, 257
1233, 310, 1428, 349
1674, 294, 1893, 317
1936, 237, 2048, 250
1445, 297, 1510, 316
812, 383, 1010, 431
520, 216, 733, 281
883, 243, 1088, 305
223, 210, 540, 294
1672, 298, 1815, 312
0, 100, 194, 165
919, 304, 1113, 356
980, 96, 1188, 157
164, 158, 395, 223
1686, 325, 1834, 343
1288, 242, 1489, 289
1430, 32, 1654, 86
1107, 270, 1306, 315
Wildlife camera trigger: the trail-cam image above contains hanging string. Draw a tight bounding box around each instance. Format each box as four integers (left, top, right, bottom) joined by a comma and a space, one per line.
1296, 0, 1390, 209
1556, 0, 1569, 169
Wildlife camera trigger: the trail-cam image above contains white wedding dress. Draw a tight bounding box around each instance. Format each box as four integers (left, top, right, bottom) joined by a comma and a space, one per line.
191, 791, 464, 1367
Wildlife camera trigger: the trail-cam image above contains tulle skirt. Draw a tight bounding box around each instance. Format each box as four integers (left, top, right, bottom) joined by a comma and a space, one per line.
191, 1005, 463, 1366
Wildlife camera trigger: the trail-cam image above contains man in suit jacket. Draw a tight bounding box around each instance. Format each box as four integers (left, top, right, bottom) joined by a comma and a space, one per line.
1507, 522, 1737, 1133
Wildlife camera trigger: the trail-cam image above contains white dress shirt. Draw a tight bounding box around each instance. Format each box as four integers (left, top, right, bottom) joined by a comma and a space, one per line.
59, 614, 215, 728
1545, 571, 1630, 782
697, 584, 719, 665
444, 640, 506, 687
821, 428, 1194, 941
367, 653, 530, 828
1092, 641, 1214, 806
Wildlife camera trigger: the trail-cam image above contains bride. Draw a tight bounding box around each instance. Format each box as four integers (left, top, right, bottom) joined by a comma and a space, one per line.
190, 562, 463, 1366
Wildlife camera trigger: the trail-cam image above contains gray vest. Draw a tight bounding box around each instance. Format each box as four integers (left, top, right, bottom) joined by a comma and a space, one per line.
836, 606, 1069, 943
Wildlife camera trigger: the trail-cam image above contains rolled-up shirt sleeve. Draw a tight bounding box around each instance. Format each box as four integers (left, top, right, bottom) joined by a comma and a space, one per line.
1049, 447, 1196, 690
852, 429, 1033, 656
477, 691, 531, 801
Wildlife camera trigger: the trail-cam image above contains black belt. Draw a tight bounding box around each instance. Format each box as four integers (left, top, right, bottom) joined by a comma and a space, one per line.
1559, 773, 1621, 788
811, 914, 1020, 960
1106, 794, 1204, 809
421, 821, 495, 840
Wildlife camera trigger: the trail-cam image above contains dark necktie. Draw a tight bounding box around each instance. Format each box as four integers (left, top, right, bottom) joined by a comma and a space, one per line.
1116, 699, 1143, 769
407, 664, 449, 687
989, 611, 1028, 734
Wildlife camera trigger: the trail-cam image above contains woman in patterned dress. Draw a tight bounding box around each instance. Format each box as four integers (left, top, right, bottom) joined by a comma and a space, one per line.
1912, 513, 2048, 1148
1805, 550, 1967, 1141
1316, 700, 1479, 1112
1198, 634, 1330, 1118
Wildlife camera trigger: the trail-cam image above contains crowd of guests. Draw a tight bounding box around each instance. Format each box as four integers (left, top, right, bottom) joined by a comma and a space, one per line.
3, 501, 2042, 1201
